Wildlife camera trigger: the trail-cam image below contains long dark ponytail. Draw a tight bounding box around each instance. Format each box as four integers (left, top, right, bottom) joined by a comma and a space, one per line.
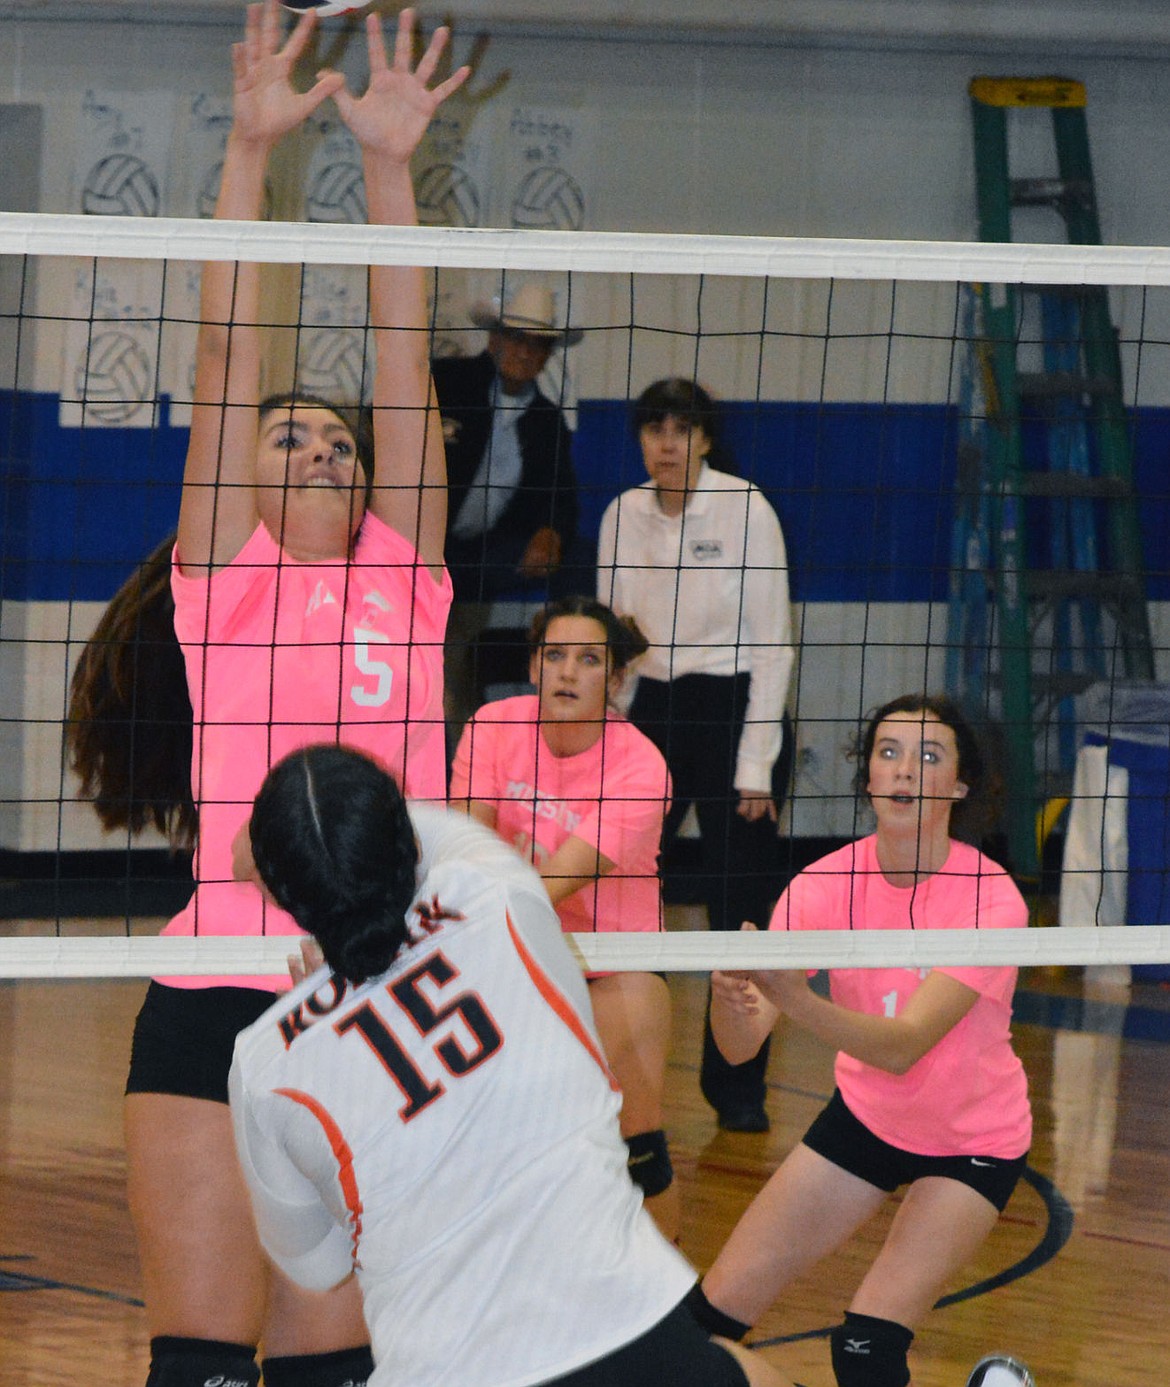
250, 745, 418, 984
66, 532, 196, 849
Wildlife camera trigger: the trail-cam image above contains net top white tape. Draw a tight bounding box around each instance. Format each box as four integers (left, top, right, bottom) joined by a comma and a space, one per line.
6, 211, 1170, 285
1, 926, 1167, 979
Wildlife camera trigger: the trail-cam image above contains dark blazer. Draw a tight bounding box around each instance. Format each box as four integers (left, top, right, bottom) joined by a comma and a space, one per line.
432, 350, 578, 560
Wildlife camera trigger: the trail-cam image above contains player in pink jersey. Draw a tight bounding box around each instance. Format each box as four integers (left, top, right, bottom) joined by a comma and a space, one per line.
449, 595, 682, 1241
687, 694, 1033, 1387
67, 8, 468, 1387
232, 742, 794, 1387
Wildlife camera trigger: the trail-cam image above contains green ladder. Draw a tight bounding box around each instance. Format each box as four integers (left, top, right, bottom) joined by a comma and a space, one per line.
954, 75, 1155, 877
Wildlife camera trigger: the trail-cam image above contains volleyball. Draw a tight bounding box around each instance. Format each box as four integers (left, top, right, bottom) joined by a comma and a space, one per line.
75, 329, 153, 424
81, 154, 161, 218
282, 0, 372, 16
306, 161, 367, 224
297, 329, 368, 403
511, 166, 585, 231
416, 163, 482, 228
966, 1358, 1036, 1387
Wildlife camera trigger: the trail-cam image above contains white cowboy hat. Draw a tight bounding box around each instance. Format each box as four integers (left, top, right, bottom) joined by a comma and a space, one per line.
469, 282, 584, 346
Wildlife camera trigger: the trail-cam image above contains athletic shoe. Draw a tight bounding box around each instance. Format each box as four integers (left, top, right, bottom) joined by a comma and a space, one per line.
716, 1106, 770, 1133
966, 1355, 1036, 1387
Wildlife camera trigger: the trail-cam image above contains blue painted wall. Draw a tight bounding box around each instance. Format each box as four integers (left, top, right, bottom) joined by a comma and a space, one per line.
3, 389, 1167, 603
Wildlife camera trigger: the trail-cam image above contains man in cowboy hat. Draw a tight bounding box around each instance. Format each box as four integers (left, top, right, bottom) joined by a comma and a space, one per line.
434, 281, 584, 738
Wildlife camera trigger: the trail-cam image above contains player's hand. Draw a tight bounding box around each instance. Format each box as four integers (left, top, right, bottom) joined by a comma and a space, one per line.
288, 938, 327, 985
712, 924, 765, 1013
332, 7, 470, 162
711, 968, 764, 1015
231, 0, 343, 148
736, 787, 777, 823
749, 966, 810, 1013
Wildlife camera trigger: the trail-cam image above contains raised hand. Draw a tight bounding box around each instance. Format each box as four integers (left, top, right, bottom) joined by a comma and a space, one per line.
333, 7, 471, 163
231, 0, 344, 148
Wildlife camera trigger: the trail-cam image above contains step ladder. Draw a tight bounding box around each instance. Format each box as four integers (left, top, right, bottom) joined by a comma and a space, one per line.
949, 75, 1155, 877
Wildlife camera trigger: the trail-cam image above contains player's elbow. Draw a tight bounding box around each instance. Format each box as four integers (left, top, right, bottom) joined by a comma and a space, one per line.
872, 1027, 934, 1076
881, 1051, 917, 1077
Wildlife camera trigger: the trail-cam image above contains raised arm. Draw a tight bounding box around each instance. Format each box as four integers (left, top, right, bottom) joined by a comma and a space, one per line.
178, 0, 343, 575
333, 10, 470, 581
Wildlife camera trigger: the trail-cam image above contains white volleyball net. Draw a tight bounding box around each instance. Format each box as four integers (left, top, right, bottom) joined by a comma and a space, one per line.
1, 210, 1168, 978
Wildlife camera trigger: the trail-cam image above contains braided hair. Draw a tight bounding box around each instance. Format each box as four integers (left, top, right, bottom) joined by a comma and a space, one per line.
249, 745, 419, 984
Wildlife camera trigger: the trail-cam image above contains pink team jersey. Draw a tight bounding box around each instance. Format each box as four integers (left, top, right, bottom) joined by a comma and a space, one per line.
449, 695, 670, 938
164, 513, 451, 989
771, 836, 1032, 1158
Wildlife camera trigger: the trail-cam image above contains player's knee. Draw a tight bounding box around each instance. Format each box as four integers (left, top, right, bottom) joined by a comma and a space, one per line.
261, 1345, 374, 1387
684, 1280, 752, 1342
626, 1127, 673, 1198
145, 1336, 259, 1387
830, 1312, 914, 1387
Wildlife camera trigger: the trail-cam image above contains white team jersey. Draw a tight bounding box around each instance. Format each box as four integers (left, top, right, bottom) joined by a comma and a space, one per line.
229, 807, 694, 1387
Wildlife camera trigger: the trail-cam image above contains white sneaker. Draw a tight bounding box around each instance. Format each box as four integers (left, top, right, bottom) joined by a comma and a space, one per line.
966, 1355, 1036, 1387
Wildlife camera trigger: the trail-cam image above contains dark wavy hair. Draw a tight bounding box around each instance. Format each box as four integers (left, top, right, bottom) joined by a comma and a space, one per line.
249, 745, 418, 984
66, 532, 196, 848
632, 377, 737, 475
528, 595, 649, 675
851, 693, 1002, 843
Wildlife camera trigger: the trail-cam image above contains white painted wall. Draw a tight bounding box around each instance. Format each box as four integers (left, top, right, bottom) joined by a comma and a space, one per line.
3, 3, 1170, 243
4, 4, 1169, 850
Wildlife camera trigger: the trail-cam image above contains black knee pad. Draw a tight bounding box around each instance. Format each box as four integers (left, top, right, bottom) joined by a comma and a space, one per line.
684, 1280, 752, 1342
626, 1128, 674, 1198
145, 1336, 259, 1387
830, 1312, 914, 1387
261, 1345, 374, 1387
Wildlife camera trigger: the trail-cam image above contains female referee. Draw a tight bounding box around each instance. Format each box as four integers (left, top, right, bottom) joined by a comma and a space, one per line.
687, 694, 1033, 1387
449, 595, 680, 1240
597, 377, 795, 1134
67, 6, 467, 1386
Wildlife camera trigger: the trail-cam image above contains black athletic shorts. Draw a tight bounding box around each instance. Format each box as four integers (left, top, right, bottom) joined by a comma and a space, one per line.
802, 1089, 1027, 1212
541, 1300, 749, 1387
125, 980, 277, 1104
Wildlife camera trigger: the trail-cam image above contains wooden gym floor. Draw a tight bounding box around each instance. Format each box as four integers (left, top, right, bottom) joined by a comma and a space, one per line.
2, 908, 1168, 1387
